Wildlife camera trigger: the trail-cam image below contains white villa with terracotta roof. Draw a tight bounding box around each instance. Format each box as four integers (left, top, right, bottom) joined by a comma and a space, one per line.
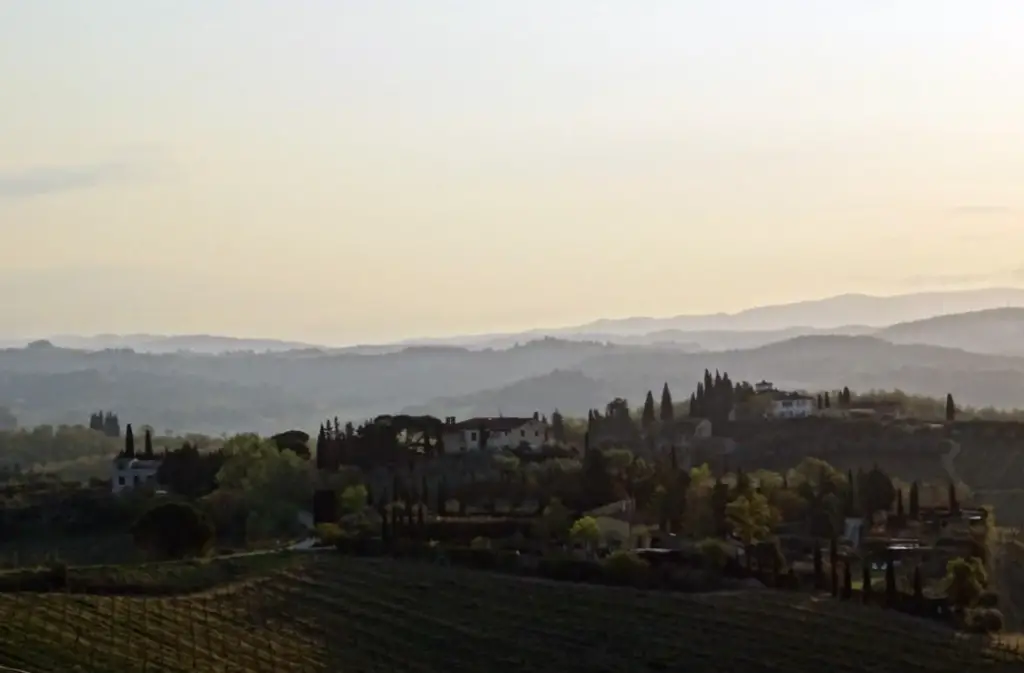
440, 413, 548, 451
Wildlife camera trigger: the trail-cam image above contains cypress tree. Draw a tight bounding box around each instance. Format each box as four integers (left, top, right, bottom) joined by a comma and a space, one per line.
945, 393, 956, 422
641, 391, 657, 429
948, 482, 959, 513
124, 424, 135, 458
842, 562, 853, 600
659, 383, 674, 422
830, 538, 839, 598
816, 393, 823, 410
143, 428, 154, 458
896, 488, 904, 517
695, 383, 705, 417
824, 391, 831, 409
885, 556, 897, 607
862, 562, 873, 604
813, 545, 824, 590
909, 481, 920, 519
551, 410, 566, 443
688, 393, 697, 418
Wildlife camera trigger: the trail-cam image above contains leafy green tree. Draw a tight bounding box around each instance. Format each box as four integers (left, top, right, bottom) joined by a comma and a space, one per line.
943, 556, 986, 609
858, 466, 896, 515
340, 484, 369, 514
569, 516, 602, 549
660, 383, 674, 422
725, 493, 778, 545
535, 498, 572, 542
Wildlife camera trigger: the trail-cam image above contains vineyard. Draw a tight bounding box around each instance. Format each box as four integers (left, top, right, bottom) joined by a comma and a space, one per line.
1, 553, 1022, 673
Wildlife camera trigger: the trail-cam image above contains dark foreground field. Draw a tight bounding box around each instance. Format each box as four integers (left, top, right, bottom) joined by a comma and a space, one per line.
0, 553, 1021, 673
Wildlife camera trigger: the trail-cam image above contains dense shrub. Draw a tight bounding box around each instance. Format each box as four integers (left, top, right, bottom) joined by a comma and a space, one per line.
602, 551, 649, 586
964, 608, 1004, 634
422, 518, 533, 543
977, 591, 1000, 608
131, 501, 215, 560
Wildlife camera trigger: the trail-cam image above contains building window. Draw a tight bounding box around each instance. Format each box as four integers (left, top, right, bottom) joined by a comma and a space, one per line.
520, 430, 526, 437
134, 475, 140, 485
470, 432, 477, 441
118, 476, 125, 485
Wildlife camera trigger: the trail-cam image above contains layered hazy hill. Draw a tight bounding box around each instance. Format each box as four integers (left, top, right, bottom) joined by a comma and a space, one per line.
3, 288, 1024, 435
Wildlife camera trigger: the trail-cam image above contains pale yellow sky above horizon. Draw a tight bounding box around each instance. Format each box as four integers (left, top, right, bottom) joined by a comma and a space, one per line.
3, 1, 1024, 344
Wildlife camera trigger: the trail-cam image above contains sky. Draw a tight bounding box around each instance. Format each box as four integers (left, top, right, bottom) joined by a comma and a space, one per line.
3, 1, 1024, 344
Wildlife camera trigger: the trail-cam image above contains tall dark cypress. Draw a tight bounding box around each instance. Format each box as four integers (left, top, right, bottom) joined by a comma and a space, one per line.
659, 383, 674, 422
842, 562, 853, 600
945, 393, 956, 422
829, 538, 839, 597
688, 393, 697, 418
144, 428, 154, 458
948, 482, 960, 513
909, 481, 920, 519
124, 423, 135, 458
896, 488, 904, 517
813, 545, 824, 590
862, 562, 872, 604
885, 556, 897, 607
641, 390, 657, 429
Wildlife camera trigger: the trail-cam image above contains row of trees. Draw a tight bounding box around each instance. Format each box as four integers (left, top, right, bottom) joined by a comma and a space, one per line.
88, 411, 121, 438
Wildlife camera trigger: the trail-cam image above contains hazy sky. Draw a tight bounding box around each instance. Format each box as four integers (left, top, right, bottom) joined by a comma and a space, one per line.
3, 1, 1024, 344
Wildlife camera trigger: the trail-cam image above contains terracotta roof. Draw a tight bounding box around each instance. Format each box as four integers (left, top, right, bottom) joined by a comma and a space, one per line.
446, 417, 539, 432
765, 391, 815, 401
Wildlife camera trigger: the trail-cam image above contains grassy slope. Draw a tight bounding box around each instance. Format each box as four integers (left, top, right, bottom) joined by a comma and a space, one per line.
1, 554, 1022, 673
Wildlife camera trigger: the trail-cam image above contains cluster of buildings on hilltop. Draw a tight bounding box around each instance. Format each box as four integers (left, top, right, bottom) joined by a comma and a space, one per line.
751, 380, 903, 420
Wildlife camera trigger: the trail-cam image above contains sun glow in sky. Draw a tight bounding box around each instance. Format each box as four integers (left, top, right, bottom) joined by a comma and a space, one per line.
3, 1, 1024, 343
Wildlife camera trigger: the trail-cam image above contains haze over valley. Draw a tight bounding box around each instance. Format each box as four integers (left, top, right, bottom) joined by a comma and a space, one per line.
3, 289, 1024, 434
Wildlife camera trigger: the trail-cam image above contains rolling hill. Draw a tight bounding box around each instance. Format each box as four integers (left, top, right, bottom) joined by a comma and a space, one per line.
1, 554, 1018, 673
876, 308, 1024, 356
4, 334, 1024, 434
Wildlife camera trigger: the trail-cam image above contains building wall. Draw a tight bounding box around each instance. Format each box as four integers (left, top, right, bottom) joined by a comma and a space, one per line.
442, 420, 548, 451
771, 399, 815, 418
111, 459, 162, 494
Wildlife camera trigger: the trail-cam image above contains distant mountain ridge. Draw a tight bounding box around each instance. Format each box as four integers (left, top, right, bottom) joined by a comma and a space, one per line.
5, 331, 1024, 435
10, 287, 1024, 354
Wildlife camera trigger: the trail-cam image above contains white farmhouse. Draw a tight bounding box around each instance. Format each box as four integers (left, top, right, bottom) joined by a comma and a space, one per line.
111, 456, 162, 494
440, 413, 548, 451
769, 392, 817, 419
